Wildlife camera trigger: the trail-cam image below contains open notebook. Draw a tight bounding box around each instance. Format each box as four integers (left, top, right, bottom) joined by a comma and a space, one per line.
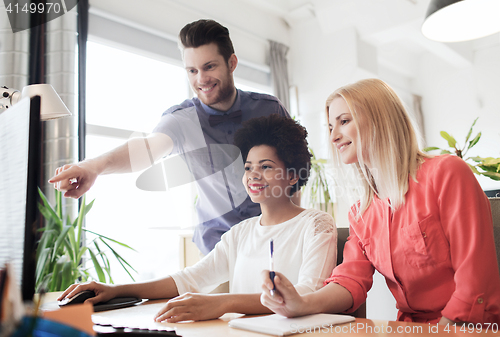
228, 313, 355, 336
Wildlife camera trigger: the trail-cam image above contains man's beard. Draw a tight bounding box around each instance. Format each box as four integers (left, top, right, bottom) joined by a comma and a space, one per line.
198, 72, 235, 108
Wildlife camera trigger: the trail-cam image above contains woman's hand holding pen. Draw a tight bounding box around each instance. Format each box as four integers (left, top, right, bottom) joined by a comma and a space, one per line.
260, 270, 308, 318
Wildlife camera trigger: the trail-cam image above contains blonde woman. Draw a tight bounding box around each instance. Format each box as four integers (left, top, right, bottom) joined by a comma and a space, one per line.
261, 78, 500, 324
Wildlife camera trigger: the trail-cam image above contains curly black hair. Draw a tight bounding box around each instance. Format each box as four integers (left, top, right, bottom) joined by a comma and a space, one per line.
234, 114, 312, 195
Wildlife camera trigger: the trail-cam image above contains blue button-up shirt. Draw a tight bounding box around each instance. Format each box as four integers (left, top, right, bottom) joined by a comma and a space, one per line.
152, 89, 290, 254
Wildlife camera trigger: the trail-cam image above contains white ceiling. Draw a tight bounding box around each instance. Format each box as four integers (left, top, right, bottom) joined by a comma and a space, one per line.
232, 0, 500, 80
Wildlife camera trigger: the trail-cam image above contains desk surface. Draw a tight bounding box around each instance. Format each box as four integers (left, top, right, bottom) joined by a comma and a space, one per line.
42, 294, 498, 337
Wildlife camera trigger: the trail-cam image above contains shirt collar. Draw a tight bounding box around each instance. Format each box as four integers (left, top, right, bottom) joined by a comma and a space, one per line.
199, 89, 241, 116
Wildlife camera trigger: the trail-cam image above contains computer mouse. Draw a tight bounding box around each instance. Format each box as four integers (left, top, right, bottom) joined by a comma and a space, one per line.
58, 290, 96, 307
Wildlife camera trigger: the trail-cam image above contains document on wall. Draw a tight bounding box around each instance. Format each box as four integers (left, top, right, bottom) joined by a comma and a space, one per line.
228, 313, 355, 336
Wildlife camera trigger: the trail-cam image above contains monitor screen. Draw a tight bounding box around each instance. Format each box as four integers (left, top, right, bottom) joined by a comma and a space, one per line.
0, 96, 41, 302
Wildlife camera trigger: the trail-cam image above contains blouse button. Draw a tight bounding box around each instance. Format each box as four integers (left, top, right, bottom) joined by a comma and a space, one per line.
477, 297, 484, 304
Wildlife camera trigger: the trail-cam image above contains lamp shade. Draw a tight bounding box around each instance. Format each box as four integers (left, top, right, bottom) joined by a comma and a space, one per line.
21, 84, 71, 120
422, 0, 500, 42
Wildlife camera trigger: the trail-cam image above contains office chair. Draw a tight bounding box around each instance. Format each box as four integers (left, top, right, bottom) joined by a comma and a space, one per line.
337, 227, 367, 318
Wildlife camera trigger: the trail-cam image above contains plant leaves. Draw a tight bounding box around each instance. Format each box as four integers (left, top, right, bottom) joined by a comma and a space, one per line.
36, 190, 136, 287
470, 157, 500, 172
467, 132, 481, 150
102, 254, 114, 284
76, 195, 86, 246
84, 229, 137, 251
56, 189, 62, 219
464, 117, 479, 145
467, 163, 481, 175
88, 247, 106, 283
35, 248, 52, 287
66, 225, 77, 262
36, 229, 55, 260
99, 238, 137, 281
311, 158, 327, 164
52, 226, 73, 263
481, 171, 500, 181
469, 156, 483, 163
94, 242, 113, 284
49, 259, 64, 292
93, 240, 107, 268
61, 261, 74, 290
440, 150, 453, 155
423, 147, 441, 152
477, 164, 500, 173
38, 188, 63, 230
481, 157, 500, 167
440, 131, 457, 149
76, 246, 88, 263
36, 274, 52, 293
82, 199, 95, 217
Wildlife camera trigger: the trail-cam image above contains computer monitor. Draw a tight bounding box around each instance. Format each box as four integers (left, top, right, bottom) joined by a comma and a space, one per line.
485, 189, 500, 198
0, 96, 41, 302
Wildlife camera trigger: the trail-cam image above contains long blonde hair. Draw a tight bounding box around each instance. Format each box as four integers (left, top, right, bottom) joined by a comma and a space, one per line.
326, 78, 428, 216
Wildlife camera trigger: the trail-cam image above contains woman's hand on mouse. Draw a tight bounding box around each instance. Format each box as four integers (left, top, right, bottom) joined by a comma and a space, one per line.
57, 281, 117, 305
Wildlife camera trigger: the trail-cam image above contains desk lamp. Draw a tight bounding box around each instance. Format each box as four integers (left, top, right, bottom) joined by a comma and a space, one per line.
0, 84, 71, 120
422, 0, 500, 42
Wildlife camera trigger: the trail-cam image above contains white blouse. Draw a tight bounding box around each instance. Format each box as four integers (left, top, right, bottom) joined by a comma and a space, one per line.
171, 208, 337, 295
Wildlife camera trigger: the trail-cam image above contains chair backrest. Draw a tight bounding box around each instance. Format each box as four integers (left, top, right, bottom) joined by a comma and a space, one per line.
337, 227, 350, 266
490, 197, 500, 272
336, 227, 366, 318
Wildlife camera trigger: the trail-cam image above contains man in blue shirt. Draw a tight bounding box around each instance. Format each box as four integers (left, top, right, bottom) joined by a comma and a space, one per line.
50, 19, 291, 254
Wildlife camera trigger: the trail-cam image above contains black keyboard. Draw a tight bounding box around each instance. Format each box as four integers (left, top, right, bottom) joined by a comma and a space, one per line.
95, 325, 181, 336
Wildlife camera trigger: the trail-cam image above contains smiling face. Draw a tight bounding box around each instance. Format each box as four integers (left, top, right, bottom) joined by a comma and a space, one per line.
243, 145, 297, 206
328, 97, 361, 165
183, 43, 237, 111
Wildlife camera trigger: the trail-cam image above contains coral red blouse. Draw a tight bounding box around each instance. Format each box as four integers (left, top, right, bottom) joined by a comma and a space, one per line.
326, 155, 500, 323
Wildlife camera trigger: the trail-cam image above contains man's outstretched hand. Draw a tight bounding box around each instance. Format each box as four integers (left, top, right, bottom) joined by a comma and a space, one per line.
49, 161, 99, 199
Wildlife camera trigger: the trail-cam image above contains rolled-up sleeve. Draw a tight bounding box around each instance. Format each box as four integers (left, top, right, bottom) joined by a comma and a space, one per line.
433, 156, 500, 323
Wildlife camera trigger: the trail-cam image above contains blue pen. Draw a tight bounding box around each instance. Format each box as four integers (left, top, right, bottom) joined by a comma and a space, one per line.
269, 239, 276, 296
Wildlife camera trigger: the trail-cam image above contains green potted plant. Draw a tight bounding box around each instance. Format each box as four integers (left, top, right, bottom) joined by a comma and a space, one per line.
35, 189, 137, 292
424, 118, 500, 181
302, 148, 335, 218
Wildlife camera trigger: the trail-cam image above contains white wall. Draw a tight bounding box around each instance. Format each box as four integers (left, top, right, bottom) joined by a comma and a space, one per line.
289, 20, 379, 162
289, 17, 500, 213
415, 43, 500, 192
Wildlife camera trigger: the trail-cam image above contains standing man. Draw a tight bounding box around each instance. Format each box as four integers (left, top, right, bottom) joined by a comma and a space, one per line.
50, 19, 291, 255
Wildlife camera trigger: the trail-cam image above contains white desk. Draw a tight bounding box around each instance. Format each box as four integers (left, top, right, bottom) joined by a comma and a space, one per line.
42, 294, 498, 337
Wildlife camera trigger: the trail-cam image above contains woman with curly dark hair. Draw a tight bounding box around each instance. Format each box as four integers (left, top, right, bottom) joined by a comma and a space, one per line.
58, 114, 337, 323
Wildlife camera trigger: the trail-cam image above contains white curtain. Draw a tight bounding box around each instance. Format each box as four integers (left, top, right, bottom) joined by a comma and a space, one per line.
41, 10, 79, 215
0, 3, 29, 94
412, 94, 426, 147
269, 40, 290, 112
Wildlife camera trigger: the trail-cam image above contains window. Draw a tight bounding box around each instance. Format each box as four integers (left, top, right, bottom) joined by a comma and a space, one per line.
85, 41, 194, 283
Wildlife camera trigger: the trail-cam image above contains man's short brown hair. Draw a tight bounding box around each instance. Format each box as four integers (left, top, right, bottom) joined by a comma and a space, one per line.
179, 19, 235, 63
